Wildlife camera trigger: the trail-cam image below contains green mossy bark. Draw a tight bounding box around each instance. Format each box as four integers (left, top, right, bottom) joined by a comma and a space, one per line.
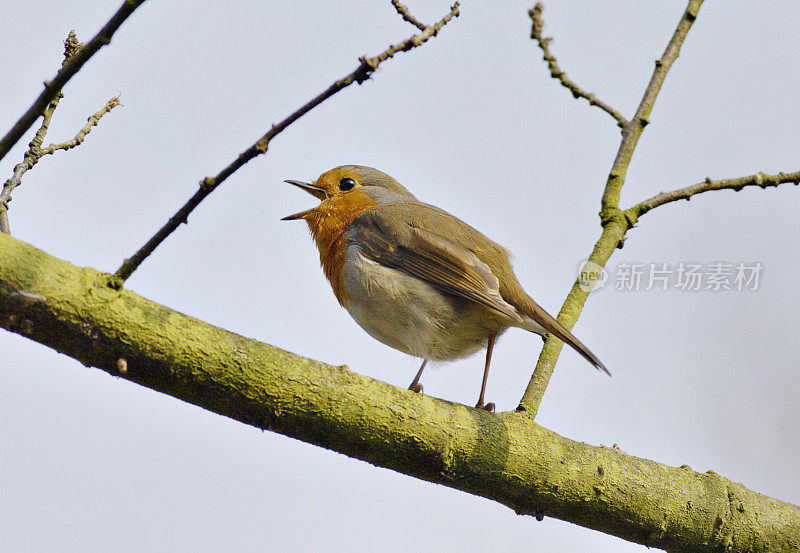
1, 231, 798, 552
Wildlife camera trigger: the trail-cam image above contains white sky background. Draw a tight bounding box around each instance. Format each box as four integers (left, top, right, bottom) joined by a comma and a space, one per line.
2, 1, 799, 551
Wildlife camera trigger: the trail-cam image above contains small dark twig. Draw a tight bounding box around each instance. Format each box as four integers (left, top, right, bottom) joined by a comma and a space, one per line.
391, 0, 428, 31
529, 3, 627, 129
0, 33, 120, 234
627, 170, 800, 222
0, 0, 146, 163
113, 2, 460, 283
63, 29, 83, 59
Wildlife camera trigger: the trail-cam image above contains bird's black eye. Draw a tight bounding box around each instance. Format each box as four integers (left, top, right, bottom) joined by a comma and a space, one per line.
338, 177, 356, 192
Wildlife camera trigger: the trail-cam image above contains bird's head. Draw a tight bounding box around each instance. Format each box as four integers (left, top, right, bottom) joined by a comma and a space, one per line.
281, 165, 416, 222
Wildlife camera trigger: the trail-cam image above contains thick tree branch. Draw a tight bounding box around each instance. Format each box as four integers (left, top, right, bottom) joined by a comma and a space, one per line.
0, 0, 146, 162
529, 3, 627, 128
519, 0, 705, 415
0, 231, 798, 552
113, 2, 460, 284
627, 170, 800, 222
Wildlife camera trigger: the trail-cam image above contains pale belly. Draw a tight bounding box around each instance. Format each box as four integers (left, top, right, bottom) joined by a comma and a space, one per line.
342, 248, 509, 360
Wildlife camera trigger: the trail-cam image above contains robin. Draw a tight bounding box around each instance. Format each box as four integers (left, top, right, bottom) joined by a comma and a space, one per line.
282, 165, 608, 411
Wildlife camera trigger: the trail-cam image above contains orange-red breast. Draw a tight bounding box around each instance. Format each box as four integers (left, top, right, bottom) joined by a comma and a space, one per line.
282, 165, 608, 410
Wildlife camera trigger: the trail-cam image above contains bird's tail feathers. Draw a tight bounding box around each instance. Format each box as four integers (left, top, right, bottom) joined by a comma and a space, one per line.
519, 300, 610, 376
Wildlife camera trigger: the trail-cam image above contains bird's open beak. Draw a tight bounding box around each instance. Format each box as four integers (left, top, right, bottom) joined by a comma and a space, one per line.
281, 179, 326, 220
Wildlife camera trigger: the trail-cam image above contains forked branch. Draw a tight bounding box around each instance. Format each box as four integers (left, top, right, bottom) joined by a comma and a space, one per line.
0, 0, 146, 162
519, 0, 706, 415
0, 32, 120, 234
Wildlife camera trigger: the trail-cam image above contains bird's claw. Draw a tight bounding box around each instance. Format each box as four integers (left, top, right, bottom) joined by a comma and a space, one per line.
409, 383, 423, 394
476, 401, 495, 413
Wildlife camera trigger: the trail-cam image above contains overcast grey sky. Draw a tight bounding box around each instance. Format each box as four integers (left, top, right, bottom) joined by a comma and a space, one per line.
2, 1, 799, 551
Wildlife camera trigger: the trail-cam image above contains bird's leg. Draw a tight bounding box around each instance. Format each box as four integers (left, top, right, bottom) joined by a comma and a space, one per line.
408, 359, 427, 394
476, 333, 497, 412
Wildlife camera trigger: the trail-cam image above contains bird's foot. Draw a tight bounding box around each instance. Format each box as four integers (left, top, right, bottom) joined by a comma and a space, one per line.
408, 382, 423, 394
475, 401, 495, 413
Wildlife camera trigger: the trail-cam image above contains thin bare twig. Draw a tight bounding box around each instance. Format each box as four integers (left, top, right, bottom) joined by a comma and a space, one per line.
627, 170, 800, 221
0, 0, 146, 162
40, 97, 120, 156
518, 0, 705, 415
0, 32, 120, 234
529, 3, 627, 129
391, 0, 428, 30
113, 2, 460, 284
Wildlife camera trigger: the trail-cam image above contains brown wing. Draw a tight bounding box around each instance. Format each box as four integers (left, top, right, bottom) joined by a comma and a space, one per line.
351, 207, 522, 323
350, 201, 610, 375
